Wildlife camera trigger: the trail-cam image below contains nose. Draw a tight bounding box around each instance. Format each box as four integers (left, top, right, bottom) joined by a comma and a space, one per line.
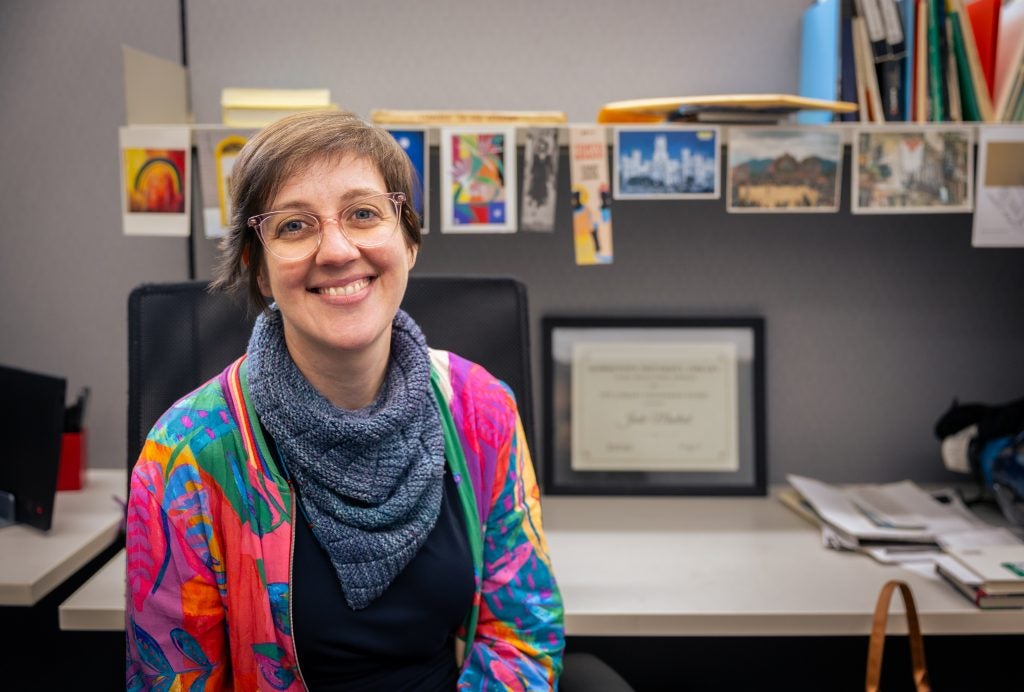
314, 217, 360, 264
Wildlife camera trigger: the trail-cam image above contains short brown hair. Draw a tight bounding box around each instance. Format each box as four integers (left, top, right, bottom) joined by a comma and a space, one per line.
210, 110, 421, 313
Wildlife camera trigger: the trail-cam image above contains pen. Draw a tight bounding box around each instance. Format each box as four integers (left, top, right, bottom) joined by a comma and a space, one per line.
64, 386, 90, 432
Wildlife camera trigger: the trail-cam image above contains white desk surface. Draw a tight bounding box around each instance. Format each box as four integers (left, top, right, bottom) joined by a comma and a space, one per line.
59, 547, 126, 631
58, 486, 1024, 636
0, 468, 125, 606
543, 491, 1024, 637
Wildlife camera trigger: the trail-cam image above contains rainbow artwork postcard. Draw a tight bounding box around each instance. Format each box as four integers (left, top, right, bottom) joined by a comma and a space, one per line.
440, 126, 517, 233
119, 126, 191, 236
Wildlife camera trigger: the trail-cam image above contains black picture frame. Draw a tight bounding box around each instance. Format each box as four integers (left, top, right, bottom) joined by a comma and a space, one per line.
542, 316, 766, 496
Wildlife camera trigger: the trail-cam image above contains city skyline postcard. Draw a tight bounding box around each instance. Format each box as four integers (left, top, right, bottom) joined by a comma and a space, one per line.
726, 128, 843, 214
613, 126, 720, 200
852, 127, 974, 214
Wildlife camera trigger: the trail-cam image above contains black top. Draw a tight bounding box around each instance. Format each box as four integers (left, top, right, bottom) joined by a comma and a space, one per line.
266, 430, 475, 691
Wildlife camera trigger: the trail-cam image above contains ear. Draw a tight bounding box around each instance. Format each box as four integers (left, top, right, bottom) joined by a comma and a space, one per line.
406, 243, 418, 270
256, 264, 272, 298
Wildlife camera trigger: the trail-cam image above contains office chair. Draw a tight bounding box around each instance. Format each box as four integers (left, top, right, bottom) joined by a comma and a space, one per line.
127, 275, 534, 477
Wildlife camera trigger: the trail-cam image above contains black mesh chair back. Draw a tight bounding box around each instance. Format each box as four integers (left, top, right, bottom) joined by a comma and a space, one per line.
127, 275, 533, 473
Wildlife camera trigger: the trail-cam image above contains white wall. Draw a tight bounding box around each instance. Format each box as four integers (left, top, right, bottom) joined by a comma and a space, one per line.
3, 0, 1023, 485
0, 0, 185, 473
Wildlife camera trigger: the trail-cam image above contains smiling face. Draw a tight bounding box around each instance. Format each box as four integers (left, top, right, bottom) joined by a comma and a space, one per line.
255, 154, 417, 379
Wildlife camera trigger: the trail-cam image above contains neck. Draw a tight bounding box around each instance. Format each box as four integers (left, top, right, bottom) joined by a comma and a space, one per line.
286, 330, 392, 411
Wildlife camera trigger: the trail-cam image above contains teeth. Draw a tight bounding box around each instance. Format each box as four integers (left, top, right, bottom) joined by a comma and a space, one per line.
318, 278, 369, 296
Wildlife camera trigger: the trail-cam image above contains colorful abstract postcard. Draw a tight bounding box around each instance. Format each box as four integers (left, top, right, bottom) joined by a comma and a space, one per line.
521, 128, 559, 232
386, 128, 430, 234
614, 126, 720, 200
972, 126, 1024, 247
194, 129, 253, 238
119, 126, 191, 236
569, 126, 613, 265
440, 126, 517, 233
852, 127, 974, 214
726, 128, 843, 213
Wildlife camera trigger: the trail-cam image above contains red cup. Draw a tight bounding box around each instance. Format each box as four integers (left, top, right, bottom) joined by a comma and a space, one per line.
57, 430, 86, 491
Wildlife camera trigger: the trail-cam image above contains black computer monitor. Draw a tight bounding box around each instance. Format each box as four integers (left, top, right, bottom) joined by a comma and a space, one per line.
0, 364, 67, 531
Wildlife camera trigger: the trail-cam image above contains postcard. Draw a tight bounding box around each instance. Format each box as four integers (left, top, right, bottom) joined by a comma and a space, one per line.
440, 126, 516, 233
726, 128, 843, 213
852, 127, 974, 214
568, 126, 613, 265
614, 126, 720, 200
119, 126, 191, 236
194, 129, 252, 238
971, 126, 1024, 247
521, 128, 559, 232
386, 128, 430, 234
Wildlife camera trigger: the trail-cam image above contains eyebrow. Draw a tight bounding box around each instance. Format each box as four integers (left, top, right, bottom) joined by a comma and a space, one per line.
270, 187, 388, 211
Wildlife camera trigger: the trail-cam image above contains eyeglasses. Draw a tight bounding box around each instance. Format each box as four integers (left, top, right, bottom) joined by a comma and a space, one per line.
247, 192, 406, 261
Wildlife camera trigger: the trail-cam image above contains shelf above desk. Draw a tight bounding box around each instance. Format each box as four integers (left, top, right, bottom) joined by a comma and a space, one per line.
0, 469, 125, 606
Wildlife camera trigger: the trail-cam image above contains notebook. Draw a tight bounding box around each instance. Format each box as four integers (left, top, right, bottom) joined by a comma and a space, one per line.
0, 364, 67, 531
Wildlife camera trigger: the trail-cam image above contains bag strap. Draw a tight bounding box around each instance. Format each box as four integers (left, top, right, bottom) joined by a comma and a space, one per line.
865, 580, 931, 692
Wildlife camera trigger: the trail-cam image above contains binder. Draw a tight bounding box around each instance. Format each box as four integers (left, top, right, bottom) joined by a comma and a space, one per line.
899, 0, 917, 120
840, 0, 860, 122
853, 15, 886, 121
798, 0, 842, 125
949, 0, 994, 122
855, 0, 906, 120
926, 0, 948, 121
965, 0, 1001, 99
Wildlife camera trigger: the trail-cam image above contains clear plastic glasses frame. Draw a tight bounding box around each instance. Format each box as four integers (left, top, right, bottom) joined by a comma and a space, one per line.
247, 192, 406, 261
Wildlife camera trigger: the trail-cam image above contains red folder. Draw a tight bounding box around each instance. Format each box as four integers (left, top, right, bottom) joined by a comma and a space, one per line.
966, 0, 1001, 98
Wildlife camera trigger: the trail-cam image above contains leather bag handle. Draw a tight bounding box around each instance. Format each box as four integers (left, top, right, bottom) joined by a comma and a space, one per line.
865, 580, 931, 692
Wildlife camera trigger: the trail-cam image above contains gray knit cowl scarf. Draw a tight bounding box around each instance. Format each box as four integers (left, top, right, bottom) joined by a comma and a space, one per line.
246, 307, 445, 610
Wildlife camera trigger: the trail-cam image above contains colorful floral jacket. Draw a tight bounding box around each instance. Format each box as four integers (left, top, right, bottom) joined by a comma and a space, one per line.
125, 350, 564, 690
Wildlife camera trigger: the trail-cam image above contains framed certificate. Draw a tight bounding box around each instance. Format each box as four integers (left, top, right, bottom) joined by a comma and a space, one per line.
542, 316, 766, 495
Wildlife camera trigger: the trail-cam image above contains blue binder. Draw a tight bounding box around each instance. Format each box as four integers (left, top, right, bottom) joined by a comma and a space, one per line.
799, 0, 842, 125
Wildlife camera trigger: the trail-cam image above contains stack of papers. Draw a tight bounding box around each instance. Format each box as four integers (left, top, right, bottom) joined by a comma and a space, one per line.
221, 88, 338, 128
783, 475, 1024, 607
783, 475, 992, 564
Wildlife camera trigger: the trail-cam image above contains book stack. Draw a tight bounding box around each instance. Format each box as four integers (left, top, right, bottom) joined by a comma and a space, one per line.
220, 88, 337, 128
935, 544, 1024, 609
798, 0, 1024, 122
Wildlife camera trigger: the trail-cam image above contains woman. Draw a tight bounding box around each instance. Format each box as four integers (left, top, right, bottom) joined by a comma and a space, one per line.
125, 110, 564, 690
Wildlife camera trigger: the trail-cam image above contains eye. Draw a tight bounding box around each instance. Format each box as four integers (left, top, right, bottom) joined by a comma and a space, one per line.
272, 213, 316, 238
345, 202, 386, 227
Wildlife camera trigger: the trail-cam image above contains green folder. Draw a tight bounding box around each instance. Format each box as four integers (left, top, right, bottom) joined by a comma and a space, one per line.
948, 10, 981, 121
927, 0, 946, 121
